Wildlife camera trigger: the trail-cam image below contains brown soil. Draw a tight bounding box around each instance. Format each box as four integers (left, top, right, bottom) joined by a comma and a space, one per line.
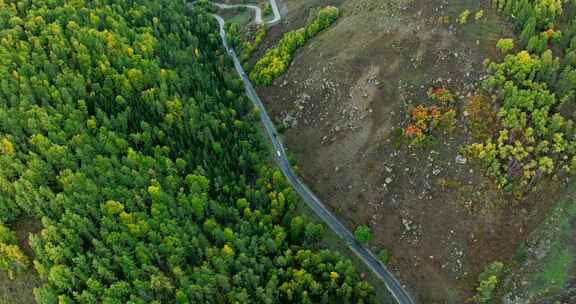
255, 0, 565, 302
0, 218, 42, 304
11, 218, 42, 258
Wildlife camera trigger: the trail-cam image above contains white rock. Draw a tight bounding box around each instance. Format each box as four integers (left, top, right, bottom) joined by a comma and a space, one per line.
455, 155, 467, 164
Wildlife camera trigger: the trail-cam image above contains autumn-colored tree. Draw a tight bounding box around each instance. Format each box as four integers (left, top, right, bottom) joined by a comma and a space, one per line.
0, 224, 29, 279
250, 6, 340, 85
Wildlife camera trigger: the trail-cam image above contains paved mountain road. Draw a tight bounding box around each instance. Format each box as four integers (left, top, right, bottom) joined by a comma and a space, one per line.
213, 3, 264, 23
209, 0, 280, 25
203, 2, 417, 303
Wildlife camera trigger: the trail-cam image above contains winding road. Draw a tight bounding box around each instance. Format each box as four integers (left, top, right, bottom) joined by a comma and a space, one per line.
211, 0, 280, 25
196, 1, 416, 303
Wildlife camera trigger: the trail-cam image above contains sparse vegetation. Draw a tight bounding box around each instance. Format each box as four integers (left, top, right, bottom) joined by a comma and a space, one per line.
458, 10, 471, 25
465, 95, 498, 141
227, 22, 267, 69
403, 88, 457, 147
438, 15, 450, 25
474, 261, 504, 304
505, 187, 576, 301
244, 26, 267, 63
377, 248, 390, 264
475, 10, 485, 21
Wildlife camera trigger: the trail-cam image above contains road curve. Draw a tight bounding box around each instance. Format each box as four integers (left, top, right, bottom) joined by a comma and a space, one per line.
212, 3, 263, 24
210, 0, 281, 26
205, 3, 416, 304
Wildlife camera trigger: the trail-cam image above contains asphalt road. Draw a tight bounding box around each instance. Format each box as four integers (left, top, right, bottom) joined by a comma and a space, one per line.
210, 4, 417, 304
212, 3, 264, 23
210, 0, 280, 25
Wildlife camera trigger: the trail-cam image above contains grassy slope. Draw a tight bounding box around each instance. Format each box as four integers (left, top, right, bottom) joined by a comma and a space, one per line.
0, 270, 40, 304
525, 188, 575, 299
503, 182, 576, 302
225, 9, 252, 26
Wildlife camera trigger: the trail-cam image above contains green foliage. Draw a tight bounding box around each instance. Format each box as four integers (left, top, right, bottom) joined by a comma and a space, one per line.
496, 38, 515, 54
475, 10, 485, 21
468, 26, 576, 194
391, 127, 406, 149
467, 0, 576, 193
0, 0, 375, 302
354, 225, 372, 244
226, 22, 242, 50
0, 224, 17, 245
538, 247, 571, 293
458, 10, 471, 25
264, 3, 273, 17
527, 32, 550, 54
493, 0, 565, 47
525, 188, 576, 299
239, 25, 267, 67
474, 261, 504, 303
304, 222, 324, 243
0, 224, 29, 279
377, 248, 389, 264
250, 6, 340, 85
456, 9, 484, 25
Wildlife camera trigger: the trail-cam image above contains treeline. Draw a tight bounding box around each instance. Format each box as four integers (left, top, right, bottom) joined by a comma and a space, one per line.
464, 0, 576, 193
0, 0, 375, 303
250, 6, 340, 86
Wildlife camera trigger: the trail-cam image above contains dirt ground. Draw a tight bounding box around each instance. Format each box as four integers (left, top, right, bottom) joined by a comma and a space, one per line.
256, 0, 566, 302
0, 218, 41, 304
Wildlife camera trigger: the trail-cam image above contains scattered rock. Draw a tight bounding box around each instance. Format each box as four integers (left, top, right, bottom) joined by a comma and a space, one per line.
281, 112, 297, 129
402, 218, 415, 232
455, 155, 467, 164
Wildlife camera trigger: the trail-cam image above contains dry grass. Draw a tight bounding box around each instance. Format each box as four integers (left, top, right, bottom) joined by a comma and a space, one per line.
0, 268, 39, 304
